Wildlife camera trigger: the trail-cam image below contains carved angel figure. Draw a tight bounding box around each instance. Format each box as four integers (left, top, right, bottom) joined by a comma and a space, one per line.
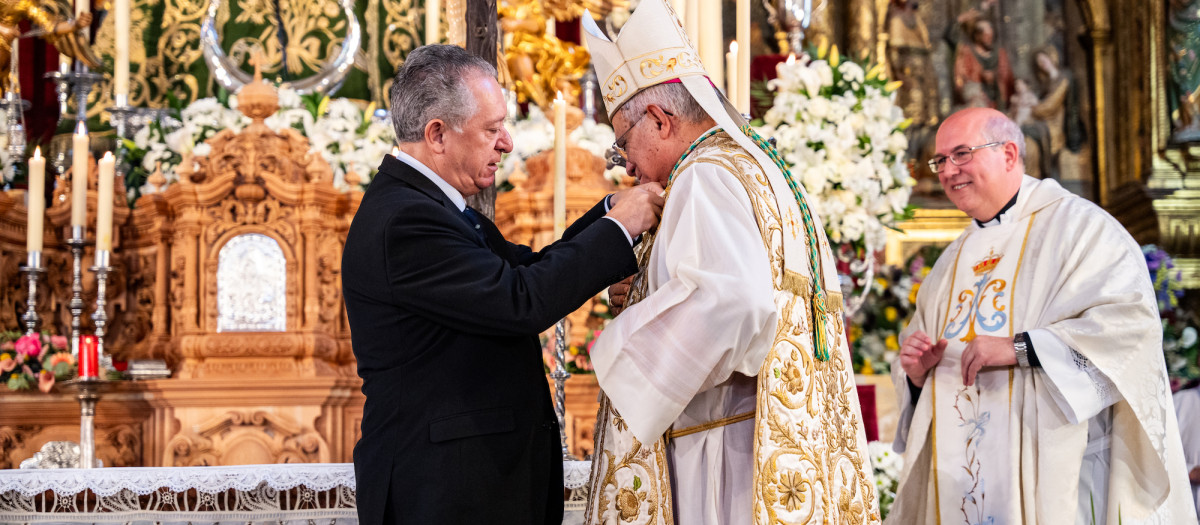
0, 0, 100, 93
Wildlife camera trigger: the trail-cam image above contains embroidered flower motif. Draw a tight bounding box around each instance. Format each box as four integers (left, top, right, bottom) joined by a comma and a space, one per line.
616, 488, 640, 521
782, 365, 806, 395
776, 471, 808, 511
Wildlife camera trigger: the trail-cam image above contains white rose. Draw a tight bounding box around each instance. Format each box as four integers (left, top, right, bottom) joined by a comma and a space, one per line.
838, 61, 865, 84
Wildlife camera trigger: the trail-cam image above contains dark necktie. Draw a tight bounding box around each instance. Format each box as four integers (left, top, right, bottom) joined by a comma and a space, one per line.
461, 206, 488, 245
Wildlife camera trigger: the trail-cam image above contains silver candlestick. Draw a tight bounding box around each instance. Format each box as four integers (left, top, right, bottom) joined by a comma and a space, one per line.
45, 67, 71, 125
90, 250, 113, 372
19, 251, 44, 337
62, 377, 109, 469
551, 319, 574, 459
65, 226, 90, 362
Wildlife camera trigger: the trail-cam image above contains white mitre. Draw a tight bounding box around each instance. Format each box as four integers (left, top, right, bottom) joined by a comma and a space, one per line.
582, 0, 741, 125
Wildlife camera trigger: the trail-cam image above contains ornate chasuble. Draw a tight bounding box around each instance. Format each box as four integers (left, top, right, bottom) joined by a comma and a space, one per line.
584, 133, 879, 524
930, 214, 1037, 525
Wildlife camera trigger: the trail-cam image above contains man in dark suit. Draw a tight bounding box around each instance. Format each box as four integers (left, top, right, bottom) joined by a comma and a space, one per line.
341, 44, 664, 524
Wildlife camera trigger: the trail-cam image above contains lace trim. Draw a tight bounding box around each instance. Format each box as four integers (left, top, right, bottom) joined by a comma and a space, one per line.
1070, 349, 1119, 407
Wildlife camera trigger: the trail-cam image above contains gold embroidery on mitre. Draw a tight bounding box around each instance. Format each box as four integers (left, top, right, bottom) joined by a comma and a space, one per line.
604, 74, 629, 104
639, 51, 702, 79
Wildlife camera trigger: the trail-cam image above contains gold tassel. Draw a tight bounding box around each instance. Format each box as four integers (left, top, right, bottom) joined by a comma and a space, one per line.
811, 288, 831, 361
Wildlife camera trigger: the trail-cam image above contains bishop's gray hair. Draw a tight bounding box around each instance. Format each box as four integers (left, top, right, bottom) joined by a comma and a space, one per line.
980, 113, 1026, 162
389, 45, 497, 144
615, 81, 711, 126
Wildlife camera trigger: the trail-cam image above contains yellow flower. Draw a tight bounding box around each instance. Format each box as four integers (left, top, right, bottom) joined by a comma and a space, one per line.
875, 278, 888, 289
920, 266, 931, 278
849, 325, 863, 343
885, 307, 898, 322
885, 334, 899, 351
908, 282, 921, 304
861, 357, 875, 375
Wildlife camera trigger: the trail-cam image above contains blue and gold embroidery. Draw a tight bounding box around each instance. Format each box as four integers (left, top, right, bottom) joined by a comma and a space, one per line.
943, 250, 1009, 342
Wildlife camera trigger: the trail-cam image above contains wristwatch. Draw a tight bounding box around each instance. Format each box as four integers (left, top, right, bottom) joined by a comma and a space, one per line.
1014, 333, 1030, 368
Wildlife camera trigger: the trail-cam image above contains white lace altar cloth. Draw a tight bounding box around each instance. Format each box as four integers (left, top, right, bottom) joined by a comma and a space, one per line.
0, 461, 594, 524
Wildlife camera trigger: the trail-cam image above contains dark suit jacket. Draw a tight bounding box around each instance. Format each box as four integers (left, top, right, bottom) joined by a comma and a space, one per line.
342, 155, 637, 524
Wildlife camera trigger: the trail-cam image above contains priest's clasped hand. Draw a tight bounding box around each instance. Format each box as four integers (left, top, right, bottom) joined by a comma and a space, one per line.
899, 330, 947, 388
606, 183, 665, 237
960, 334, 1018, 386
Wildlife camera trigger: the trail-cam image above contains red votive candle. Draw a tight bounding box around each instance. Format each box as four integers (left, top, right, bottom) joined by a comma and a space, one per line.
79, 335, 99, 379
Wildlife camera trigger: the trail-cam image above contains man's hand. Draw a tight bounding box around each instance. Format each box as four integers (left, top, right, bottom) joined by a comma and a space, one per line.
899, 330, 947, 388
607, 183, 664, 237
960, 334, 1017, 386
1189, 466, 1199, 485
608, 276, 634, 315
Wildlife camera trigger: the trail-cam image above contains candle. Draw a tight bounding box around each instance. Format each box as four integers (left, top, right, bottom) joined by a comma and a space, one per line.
736, 0, 750, 115
71, 122, 88, 228
79, 334, 98, 379
425, 0, 439, 45
553, 91, 566, 239
545, 17, 556, 39
75, 0, 89, 42
95, 152, 115, 254
699, 0, 722, 91
26, 148, 45, 255
114, 0, 130, 103
685, 0, 700, 49
726, 41, 738, 105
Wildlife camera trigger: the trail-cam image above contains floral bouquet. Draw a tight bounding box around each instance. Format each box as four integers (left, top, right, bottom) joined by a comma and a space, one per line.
867, 440, 904, 519
122, 87, 396, 203
0, 331, 74, 392
849, 245, 943, 374
755, 44, 915, 299
1144, 244, 1200, 390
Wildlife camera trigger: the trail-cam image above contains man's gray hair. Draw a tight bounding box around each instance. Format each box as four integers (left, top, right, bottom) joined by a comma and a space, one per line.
980, 114, 1026, 162
389, 45, 497, 143
615, 82, 710, 125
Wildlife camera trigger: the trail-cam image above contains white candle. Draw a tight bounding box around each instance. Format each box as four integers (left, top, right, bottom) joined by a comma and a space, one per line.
553, 92, 566, 239
685, 0, 700, 49
114, 0, 130, 103
545, 17, 556, 39
736, 0, 750, 115
26, 148, 45, 255
95, 152, 115, 254
699, 0, 722, 91
71, 122, 88, 227
425, 0, 439, 44
75, 0, 89, 42
726, 41, 737, 105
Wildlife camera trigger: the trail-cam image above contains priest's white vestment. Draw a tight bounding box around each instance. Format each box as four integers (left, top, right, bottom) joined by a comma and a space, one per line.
586, 130, 879, 524
889, 175, 1197, 524
1173, 386, 1200, 520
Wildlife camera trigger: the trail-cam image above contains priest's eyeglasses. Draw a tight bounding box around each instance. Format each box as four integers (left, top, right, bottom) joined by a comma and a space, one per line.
927, 141, 1005, 174
605, 109, 675, 169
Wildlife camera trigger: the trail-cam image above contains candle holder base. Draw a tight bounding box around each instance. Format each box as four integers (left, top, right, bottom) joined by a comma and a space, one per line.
61, 378, 110, 469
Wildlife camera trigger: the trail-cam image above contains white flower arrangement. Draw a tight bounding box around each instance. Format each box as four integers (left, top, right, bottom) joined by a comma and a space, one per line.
867, 440, 904, 519
499, 106, 625, 188
756, 45, 915, 257
124, 86, 395, 200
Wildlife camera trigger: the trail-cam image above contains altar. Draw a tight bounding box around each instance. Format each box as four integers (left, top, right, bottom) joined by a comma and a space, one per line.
0, 461, 594, 524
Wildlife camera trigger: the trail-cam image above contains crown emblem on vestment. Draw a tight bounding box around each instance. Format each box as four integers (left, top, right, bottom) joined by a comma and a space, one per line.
972, 250, 1003, 275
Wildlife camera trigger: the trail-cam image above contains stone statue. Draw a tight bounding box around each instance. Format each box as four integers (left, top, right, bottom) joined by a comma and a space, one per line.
1168, 0, 1200, 143
0, 2, 99, 93
499, 0, 592, 111
885, 0, 939, 128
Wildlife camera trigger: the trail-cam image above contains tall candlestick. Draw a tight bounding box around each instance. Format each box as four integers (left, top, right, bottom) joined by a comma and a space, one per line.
699, 0, 722, 91
26, 148, 45, 254
114, 0, 130, 104
726, 41, 738, 105
425, 0, 440, 44
736, 0, 750, 115
70, 123, 88, 227
553, 92, 566, 239
95, 152, 115, 254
